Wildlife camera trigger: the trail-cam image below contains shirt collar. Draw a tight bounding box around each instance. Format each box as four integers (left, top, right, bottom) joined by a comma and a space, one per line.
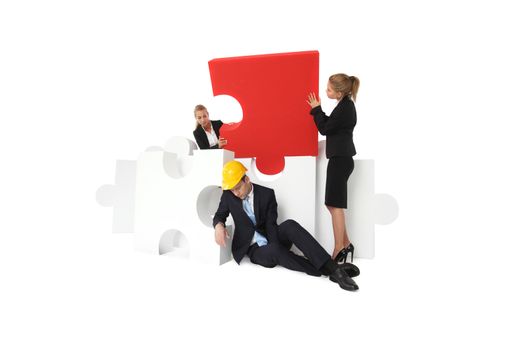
245, 183, 254, 203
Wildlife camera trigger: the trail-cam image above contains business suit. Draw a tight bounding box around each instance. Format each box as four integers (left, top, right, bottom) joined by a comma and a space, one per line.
310, 96, 356, 208
310, 96, 356, 158
213, 183, 332, 276
193, 120, 223, 149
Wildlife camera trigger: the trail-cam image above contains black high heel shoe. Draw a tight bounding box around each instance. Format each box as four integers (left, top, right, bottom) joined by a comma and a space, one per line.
345, 243, 355, 263
333, 248, 349, 264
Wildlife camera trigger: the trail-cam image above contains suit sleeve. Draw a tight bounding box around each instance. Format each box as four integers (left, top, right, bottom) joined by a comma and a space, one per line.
193, 129, 210, 149
215, 120, 224, 136
310, 100, 354, 135
212, 191, 230, 227
265, 190, 279, 241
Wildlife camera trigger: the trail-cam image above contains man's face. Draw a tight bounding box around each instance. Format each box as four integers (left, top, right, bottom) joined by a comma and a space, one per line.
230, 176, 251, 200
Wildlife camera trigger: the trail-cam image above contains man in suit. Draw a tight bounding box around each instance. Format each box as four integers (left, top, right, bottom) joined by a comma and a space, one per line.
213, 160, 360, 291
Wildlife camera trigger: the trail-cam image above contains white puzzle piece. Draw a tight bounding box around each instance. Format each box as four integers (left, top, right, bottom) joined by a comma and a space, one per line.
315, 140, 398, 258
133, 141, 235, 265
97, 136, 235, 265
96, 160, 136, 233
236, 156, 317, 239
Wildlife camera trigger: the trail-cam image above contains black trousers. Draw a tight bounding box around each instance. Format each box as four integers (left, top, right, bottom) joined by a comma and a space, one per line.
247, 219, 331, 276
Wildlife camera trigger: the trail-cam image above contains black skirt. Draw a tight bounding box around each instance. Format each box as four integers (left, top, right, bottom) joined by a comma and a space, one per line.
325, 156, 354, 208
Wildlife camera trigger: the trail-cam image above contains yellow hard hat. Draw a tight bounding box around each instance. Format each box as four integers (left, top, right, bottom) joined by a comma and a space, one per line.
222, 160, 247, 190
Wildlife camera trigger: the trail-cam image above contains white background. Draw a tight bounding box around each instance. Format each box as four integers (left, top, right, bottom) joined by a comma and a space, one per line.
1, 0, 524, 349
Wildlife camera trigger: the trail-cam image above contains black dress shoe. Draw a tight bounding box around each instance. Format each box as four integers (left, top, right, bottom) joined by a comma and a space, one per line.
329, 266, 359, 291
336, 262, 360, 278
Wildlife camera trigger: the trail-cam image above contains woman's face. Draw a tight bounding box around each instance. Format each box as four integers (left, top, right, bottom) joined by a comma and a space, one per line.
326, 82, 341, 100
195, 109, 211, 129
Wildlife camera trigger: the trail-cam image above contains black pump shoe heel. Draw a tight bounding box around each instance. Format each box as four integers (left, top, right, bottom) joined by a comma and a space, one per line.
333, 248, 348, 264
345, 243, 355, 263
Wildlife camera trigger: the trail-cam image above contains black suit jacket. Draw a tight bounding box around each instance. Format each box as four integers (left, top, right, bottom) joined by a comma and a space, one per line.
310, 96, 356, 158
213, 184, 279, 264
193, 120, 223, 149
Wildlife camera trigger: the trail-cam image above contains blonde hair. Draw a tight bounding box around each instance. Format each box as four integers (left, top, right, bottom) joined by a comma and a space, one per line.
329, 74, 360, 102
194, 104, 208, 129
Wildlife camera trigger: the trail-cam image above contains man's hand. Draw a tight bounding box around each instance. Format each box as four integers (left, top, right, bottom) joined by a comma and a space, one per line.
214, 223, 230, 247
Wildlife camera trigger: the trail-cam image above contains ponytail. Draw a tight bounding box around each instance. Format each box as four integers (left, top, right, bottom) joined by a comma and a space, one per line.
329, 74, 360, 102
349, 76, 360, 102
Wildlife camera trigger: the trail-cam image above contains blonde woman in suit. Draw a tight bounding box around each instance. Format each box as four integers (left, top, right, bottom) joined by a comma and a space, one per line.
193, 104, 227, 149
307, 74, 360, 264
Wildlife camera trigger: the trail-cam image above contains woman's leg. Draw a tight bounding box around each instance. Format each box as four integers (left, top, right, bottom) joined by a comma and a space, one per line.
325, 156, 354, 259
342, 224, 350, 248
327, 205, 348, 259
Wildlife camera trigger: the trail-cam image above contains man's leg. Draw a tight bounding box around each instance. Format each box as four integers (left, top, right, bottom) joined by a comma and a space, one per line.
249, 230, 359, 291
248, 243, 322, 276
277, 219, 332, 271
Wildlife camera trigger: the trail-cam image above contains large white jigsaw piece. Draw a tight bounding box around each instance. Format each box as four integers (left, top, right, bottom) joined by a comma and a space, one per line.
95, 137, 200, 234
236, 157, 317, 251
315, 140, 399, 258
97, 136, 235, 265
133, 139, 235, 264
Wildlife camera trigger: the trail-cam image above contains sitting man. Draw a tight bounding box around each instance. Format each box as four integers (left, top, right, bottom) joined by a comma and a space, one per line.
213, 160, 360, 292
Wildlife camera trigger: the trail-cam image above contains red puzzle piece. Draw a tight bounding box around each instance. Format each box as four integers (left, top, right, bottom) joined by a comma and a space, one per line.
208, 51, 319, 175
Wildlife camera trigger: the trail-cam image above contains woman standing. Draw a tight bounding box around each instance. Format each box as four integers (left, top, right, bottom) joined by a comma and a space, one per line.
307, 74, 360, 263
193, 104, 227, 149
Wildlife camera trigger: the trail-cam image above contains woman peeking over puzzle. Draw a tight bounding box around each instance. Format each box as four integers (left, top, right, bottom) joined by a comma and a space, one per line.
193, 104, 227, 149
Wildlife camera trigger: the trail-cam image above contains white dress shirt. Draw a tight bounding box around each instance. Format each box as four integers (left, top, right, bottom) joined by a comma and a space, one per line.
204, 127, 219, 147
